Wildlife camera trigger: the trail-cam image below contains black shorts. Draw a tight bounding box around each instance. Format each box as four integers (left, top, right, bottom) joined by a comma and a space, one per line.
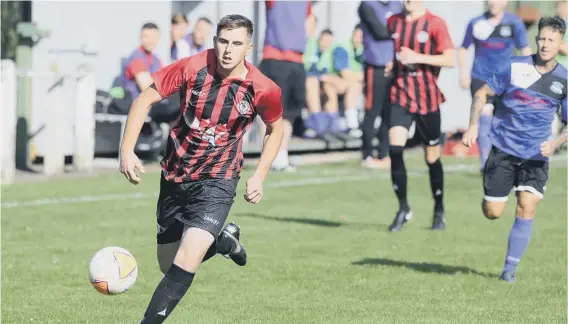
259, 59, 306, 122
471, 77, 495, 105
156, 176, 239, 244
389, 104, 441, 146
483, 146, 549, 202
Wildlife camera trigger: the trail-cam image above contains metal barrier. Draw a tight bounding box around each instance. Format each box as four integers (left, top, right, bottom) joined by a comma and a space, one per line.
1, 60, 97, 183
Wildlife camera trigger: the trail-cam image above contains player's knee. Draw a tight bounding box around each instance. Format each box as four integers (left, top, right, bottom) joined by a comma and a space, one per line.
425, 155, 440, 165
516, 203, 536, 220
482, 200, 504, 220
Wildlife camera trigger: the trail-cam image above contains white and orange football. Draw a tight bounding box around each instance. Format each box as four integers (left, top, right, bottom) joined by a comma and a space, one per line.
88, 247, 138, 295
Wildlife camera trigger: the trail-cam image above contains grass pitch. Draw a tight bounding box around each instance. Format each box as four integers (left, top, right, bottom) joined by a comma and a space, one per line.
2, 154, 566, 324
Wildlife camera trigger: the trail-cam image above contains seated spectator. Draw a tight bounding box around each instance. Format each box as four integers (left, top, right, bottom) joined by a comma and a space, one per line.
304, 29, 344, 138
331, 24, 364, 138
120, 23, 178, 123
171, 16, 212, 62
170, 13, 190, 62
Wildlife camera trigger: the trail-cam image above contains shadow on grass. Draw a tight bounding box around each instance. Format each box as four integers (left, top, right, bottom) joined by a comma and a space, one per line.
351, 257, 498, 278
235, 212, 343, 227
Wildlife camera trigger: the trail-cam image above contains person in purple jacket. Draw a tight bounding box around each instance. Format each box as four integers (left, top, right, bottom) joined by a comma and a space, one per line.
459, 0, 532, 173
358, 0, 403, 170
259, 0, 312, 172
171, 15, 212, 62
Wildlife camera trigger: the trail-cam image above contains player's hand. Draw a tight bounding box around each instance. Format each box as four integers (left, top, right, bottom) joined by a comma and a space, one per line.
244, 175, 264, 204
119, 150, 145, 185
384, 62, 393, 76
399, 47, 419, 66
540, 140, 558, 157
462, 127, 478, 148
460, 74, 471, 89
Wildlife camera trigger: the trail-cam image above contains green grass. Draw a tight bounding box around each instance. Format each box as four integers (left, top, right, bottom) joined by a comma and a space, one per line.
2, 155, 567, 324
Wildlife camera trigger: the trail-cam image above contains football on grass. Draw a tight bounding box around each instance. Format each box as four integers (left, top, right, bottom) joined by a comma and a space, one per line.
88, 246, 138, 295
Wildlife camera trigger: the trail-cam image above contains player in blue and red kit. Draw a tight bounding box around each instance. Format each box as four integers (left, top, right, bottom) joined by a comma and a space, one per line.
463, 16, 567, 283
459, 0, 532, 172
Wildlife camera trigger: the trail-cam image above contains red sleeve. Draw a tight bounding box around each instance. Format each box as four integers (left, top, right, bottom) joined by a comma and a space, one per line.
256, 86, 283, 124
387, 16, 396, 36
307, 2, 312, 16
153, 58, 192, 99
266, 0, 275, 9
432, 17, 454, 53
126, 58, 148, 80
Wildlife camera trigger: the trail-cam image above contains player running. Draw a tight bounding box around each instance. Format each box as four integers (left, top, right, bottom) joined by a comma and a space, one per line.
119, 15, 284, 323
463, 16, 567, 283
385, 0, 455, 232
459, 0, 531, 173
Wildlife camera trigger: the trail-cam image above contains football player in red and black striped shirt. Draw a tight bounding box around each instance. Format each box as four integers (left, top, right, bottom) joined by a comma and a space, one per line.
386, 0, 455, 232
119, 15, 284, 323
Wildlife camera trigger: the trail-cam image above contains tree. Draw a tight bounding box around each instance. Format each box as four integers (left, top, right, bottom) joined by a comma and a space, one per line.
1, 1, 24, 60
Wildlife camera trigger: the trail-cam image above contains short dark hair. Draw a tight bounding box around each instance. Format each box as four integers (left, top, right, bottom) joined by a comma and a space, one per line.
320, 29, 333, 37
354, 23, 362, 31
538, 16, 566, 36
171, 12, 188, 25
197, 17, 213, 25
216, 14, 253, 37
142, 22, 159, 31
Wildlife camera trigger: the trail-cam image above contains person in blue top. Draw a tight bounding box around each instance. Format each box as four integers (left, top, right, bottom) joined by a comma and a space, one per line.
459, 0, 532, 172
463, 16, 567, 284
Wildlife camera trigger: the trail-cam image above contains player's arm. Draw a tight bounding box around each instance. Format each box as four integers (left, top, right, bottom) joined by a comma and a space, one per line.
400, 19, 455, 68
458, 21, 473, 88
244, 87, 284, 204
119, 59, 188, 184
402, 47, 456, 67
514, 17, 532, 56
358, 2, 390, 40
541, 98, 568, 157
462, 84, 496, 147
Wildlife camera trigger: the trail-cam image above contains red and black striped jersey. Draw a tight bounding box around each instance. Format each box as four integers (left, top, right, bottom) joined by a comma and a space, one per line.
153, 49, 283, 183
387, 10, 454, 115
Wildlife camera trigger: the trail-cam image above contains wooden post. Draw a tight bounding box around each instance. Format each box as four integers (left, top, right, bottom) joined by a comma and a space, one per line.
43, 75, 65, 176
1, 60, 18, 184
73, 71, 96, 172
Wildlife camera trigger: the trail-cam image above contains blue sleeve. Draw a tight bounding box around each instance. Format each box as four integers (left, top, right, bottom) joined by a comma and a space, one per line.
514, 17, 529, 49
562, 96, 567, 124
461, 20, 473, 49
333, 47, 349, 72
486, 60, 511, 96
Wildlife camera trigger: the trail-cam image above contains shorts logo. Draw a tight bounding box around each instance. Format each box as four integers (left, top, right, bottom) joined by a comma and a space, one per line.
429, 138, 440, 145
391, 33, 399, 40
550, 81, 563, 95
204, 216, 220, 225
499, 25, 512, 38
157, 224, 165, 234
417, 31, 429, 43
237, 100, 251, 116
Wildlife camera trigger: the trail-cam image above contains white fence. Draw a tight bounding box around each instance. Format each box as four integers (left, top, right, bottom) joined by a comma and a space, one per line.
1, 59, 97, 184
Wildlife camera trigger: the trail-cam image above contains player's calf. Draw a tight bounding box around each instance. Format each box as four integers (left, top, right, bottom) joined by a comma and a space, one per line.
141, 227, 213, 324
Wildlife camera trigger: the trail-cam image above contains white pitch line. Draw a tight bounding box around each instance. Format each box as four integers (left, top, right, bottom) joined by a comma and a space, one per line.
0, 163, 487, 209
